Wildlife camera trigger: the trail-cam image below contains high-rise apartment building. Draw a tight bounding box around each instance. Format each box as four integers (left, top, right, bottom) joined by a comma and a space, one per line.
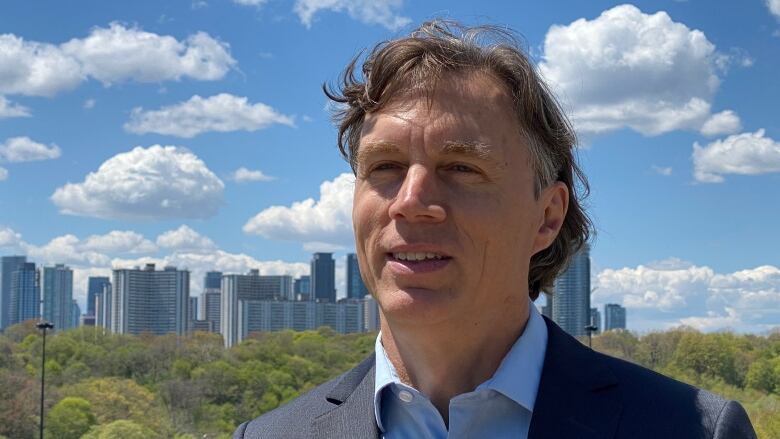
201, 271, 221, 334
235, 298, 368, 346
112, 264, 189, 335
604, 303, 627, 331
87, 277, 110, 317
1, 255, 27, 330
551, 244, 590, 337
346, 253, 369, 299
221, 270, 291, 347
311, 253, 335, 302
96, 283, 112, 330
71, 300, 81, 329
293, 275, 311, 300
9, 262, 39, 325
189, 296, 198, 321
204, 271, 222, 290
42, 264, 74, 332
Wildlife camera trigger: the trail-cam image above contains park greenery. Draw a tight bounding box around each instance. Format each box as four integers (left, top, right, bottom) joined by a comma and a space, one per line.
0, 320, 778, 438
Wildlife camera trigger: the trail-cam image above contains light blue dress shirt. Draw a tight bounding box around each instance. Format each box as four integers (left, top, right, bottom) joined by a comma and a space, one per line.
374, 301, 548, 439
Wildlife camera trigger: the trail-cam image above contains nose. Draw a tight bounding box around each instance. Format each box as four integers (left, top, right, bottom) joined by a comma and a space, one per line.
387, 164, 447, 223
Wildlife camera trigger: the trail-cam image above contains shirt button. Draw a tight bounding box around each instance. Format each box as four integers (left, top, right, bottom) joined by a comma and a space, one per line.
398, 390, 414, 403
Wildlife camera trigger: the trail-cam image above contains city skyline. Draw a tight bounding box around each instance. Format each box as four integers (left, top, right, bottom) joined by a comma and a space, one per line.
0, 1, 778, 333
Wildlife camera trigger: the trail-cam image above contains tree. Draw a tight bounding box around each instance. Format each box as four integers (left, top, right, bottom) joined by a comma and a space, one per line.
82, 420, 156, 439
45, 397, 97, 439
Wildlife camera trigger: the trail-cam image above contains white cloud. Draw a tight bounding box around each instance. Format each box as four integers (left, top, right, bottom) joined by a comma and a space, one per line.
0, 227, 23, 247
243, 173, 355, 247
81, 230, 157, 254
693, 129, 780, 183
51, 145, 224, 220
293, 0, 411, 30
156, 225, 216, 253
0, 33, 84, 96
61, 22, 235, 85
700, 110, 742, 137
25, 234, 111, 267
539, 4, 736, 136
768, 0, 780, 19
232, 167, 275, 182
0, 23, 234, 98
651, 165, 672, 176
0, 167, 6, 181
0, 96, 30, 118
83, 99, 96, 109
594, 260, 780, 332
0, 137, 61, 162
124, 93, 294, 138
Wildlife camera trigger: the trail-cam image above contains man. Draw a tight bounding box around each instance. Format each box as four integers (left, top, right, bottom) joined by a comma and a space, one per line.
234, 21, 756, 438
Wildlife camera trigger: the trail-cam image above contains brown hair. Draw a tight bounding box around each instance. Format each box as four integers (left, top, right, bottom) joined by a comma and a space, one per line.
324, 20, 592, 300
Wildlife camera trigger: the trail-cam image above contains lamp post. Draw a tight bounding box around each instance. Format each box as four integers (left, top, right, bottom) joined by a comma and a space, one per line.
585, 324, 598, 348
36, 321, 54, 439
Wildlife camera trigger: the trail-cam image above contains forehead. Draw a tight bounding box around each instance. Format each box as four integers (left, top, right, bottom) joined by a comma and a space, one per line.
358, 72, 522, 156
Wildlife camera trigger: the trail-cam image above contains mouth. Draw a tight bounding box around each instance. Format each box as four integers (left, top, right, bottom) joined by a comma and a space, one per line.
385, 249, 452, 274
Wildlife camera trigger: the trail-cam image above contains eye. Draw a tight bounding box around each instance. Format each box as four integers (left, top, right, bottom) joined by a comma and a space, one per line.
449, 163, 478, 173
371, 162, 402, 172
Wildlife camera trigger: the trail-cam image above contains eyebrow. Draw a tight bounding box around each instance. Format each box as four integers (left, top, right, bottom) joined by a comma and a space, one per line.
356, 140, 495, 164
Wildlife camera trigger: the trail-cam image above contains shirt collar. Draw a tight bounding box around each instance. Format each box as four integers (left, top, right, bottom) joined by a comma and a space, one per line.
373, 300, 548, 430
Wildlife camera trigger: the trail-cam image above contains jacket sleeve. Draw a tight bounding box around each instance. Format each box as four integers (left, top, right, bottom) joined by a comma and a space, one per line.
712, 401, 757, 439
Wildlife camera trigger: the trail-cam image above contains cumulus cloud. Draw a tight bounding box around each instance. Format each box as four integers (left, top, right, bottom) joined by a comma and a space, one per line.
293, 0, 411, 30
768, 0, 780, 19
51, 145, 224, 220
595, 260, 780, 332
232, 167, 275, 182
124, 93, 294, 138
0, 96, 30, 118
81, 230, 157, 254
83, 99, 96, 109
60, 23, 235, 84
692, 129, 780, 183
539, 4, 739, 136
0, 136, 61, 162
0, 23, 234, 97
0, 227, 23, 247
0, 167, 6, 181
243, 173, 355, 247
700, 110, 742, 137
156, 225, 216, 253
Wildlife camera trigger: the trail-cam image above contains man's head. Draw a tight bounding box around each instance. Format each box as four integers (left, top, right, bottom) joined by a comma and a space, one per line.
326, 20, 590, 327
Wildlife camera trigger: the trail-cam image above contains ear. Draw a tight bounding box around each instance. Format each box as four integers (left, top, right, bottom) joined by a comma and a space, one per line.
532, 181, 569, 255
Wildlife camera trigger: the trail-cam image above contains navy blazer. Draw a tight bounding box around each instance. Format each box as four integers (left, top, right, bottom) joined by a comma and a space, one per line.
234, 317, 757, 438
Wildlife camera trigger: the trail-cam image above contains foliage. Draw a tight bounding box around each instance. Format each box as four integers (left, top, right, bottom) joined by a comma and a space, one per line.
45, 397, 96, 439
0, 322, 777, 438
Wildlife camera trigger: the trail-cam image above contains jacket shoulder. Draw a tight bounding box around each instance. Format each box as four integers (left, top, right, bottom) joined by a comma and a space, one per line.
596, 352, 754, 438
233, 355, 375, 439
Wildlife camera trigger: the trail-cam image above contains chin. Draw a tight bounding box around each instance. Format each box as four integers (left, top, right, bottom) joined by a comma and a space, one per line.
376, 286, 459, 326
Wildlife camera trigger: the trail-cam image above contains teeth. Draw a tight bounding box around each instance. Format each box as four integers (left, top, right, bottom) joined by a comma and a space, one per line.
393, 252, 443, 261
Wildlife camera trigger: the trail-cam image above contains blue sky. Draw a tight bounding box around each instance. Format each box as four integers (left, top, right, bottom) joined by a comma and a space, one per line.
0, 0, 778, 332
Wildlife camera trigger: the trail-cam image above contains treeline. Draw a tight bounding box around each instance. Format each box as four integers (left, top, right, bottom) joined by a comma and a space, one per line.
0, 321, 778, 438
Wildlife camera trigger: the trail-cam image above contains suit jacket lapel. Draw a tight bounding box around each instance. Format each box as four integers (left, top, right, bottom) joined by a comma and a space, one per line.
311, 355, 379, 439
528, 317, 623, 439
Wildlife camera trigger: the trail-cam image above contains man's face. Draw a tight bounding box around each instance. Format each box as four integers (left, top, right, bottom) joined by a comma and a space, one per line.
353, 73, 553, 328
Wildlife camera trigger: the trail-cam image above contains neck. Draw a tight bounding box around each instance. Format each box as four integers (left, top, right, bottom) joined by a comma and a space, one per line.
379, 297, 530, 424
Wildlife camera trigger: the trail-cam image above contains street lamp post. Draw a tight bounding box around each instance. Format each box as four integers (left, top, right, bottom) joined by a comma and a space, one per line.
585, 324, 598, 349
36, 321, 54, 439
